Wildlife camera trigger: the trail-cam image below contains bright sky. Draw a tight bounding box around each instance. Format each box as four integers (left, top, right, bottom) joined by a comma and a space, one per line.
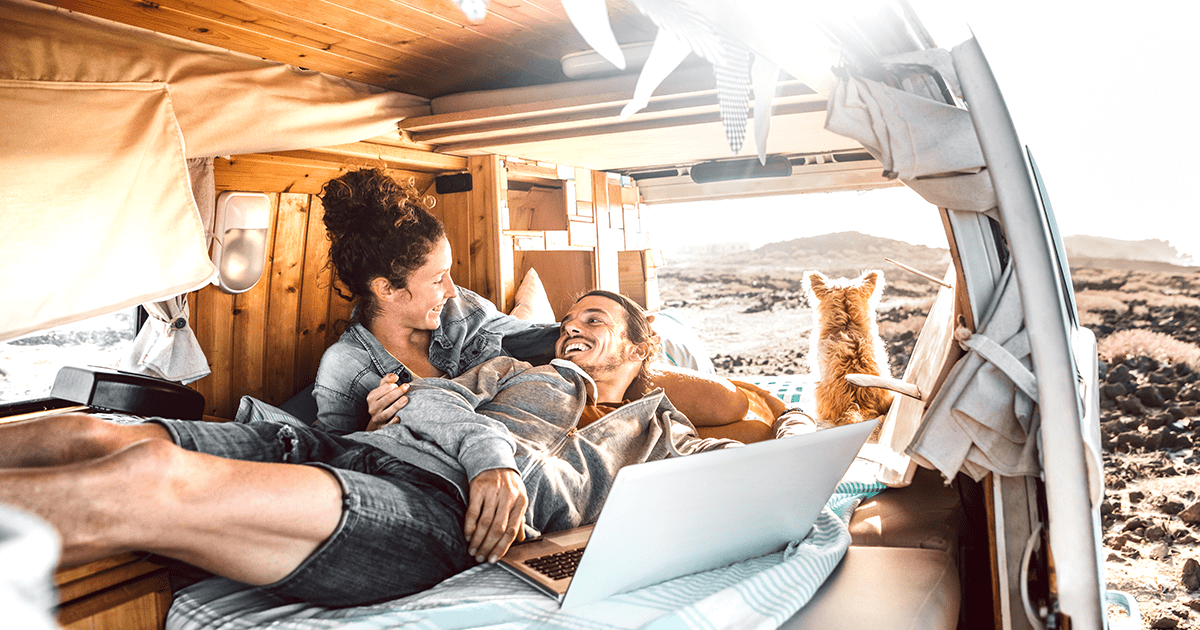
649, 1, 1199, 263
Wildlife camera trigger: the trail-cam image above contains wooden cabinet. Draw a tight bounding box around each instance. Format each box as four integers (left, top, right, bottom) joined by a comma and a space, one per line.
489, 157, 660, 318
56, 554, 171, 630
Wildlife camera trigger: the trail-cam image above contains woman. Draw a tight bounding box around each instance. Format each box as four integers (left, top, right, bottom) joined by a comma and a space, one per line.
313, 168, 779, 438
313, 168, 556, 435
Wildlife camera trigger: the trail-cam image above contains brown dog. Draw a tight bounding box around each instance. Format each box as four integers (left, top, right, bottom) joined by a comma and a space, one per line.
803, 270, 894, 426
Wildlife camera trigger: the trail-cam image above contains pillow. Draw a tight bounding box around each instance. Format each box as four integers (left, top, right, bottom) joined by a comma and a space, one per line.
509, 268, 556, 323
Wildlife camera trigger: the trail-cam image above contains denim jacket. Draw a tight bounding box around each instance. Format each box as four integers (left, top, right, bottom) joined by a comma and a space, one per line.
346, 357, 739, 536
313, 287, 558, 435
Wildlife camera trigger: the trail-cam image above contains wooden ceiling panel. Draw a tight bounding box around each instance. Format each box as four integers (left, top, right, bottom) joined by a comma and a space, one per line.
34, 0, 657, 98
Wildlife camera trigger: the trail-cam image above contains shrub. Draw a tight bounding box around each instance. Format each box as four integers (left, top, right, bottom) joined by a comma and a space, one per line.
1075, 292, 1128, 313
1098, 329, 1200, 372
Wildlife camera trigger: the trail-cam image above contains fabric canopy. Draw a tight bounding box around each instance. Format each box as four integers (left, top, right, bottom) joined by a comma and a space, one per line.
0, 0, 429, 159
0, 80, 216, 341
0, 0, 430, 342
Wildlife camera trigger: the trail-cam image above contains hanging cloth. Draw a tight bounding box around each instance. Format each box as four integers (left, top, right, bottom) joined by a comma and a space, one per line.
908, 264, 1042, 481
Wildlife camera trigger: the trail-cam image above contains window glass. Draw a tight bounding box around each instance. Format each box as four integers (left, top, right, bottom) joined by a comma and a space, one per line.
0, 309, 137, 403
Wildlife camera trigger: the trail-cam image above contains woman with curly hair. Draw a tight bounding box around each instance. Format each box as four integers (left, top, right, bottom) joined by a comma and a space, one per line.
314, 168, 557, 435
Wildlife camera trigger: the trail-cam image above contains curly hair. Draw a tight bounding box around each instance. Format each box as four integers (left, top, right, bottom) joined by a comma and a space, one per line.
320, 168, 446, 326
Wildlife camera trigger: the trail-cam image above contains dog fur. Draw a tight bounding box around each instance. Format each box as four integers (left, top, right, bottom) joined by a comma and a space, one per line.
804, 269, 894, 426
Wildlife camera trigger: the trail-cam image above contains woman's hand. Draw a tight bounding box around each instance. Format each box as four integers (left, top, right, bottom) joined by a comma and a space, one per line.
365, 373, 411, 431
464, 468, 528, 564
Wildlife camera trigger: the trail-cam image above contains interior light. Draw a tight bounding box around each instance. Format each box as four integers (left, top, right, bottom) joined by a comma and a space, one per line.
211, 191, 270, 294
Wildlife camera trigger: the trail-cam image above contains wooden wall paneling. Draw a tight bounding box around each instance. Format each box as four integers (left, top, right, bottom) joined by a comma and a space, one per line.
192, 286, 235, 418
262, 193, 310, 405
438, 190, 473, 294
227, 194, 280, 415
326, 279, 356, 348
215, 154, 346, 195
467, 155, 504, 307
591, 172, 619, 291
294, 195, 333, 394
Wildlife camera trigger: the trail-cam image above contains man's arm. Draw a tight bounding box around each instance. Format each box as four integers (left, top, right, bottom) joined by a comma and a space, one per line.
385, 357, 532, 563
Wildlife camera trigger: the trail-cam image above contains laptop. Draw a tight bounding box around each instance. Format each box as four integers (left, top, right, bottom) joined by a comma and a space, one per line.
499, 419, 877, 608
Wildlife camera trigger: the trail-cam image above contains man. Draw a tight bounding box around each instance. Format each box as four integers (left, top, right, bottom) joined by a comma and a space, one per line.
0, 291, 754, 607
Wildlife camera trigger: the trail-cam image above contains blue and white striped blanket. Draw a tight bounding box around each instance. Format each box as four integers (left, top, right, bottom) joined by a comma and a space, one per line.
167, 480, 882, 630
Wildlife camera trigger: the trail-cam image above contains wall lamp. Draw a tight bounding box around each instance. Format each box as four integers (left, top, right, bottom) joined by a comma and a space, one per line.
211, 191, 270, 294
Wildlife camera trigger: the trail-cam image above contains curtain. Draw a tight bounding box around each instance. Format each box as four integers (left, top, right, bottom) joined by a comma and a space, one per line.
0, 80, 216, 341
0, 0, 429, 346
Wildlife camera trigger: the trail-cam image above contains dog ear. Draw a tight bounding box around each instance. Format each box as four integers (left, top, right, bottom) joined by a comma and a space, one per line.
804, 271, 828, 299
859, 270, 881, 298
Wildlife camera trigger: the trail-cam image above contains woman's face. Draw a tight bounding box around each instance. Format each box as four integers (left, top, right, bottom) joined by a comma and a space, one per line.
393, 238, 457, 330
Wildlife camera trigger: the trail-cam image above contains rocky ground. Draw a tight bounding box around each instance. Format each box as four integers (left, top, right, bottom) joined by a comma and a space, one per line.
657, 239, 1200, 629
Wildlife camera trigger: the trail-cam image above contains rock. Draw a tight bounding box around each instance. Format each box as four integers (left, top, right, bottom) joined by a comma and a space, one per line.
1101, 383, 1127, 401
1138, 385, 1167, 408
1152, 614, 1179, 628
1147, 524, 1168, 541
1180, 503, 1200, 524
1130, 491, 1147, 504
1164, 500, 1188, 515
1184, 558, 1200, 592
1185, 599, 1200, 612
1149, 542, 1170, 559
1119, 395, 1148, 416
1147, 413, 1172, 430
1108, 363, 1134, 384
1117, 432, 1147, 450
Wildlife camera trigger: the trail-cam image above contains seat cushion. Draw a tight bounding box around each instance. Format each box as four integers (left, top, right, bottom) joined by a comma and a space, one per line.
849, 465, 964, 552
780, 546, 960, 630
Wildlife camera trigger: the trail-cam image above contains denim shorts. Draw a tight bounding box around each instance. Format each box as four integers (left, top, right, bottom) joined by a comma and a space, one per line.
157, 417, 476, 606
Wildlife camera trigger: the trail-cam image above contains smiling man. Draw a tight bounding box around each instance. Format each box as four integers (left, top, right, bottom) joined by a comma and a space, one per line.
0, 290, 748, 608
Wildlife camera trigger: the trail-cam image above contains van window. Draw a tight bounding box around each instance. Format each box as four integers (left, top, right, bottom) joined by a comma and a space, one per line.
0, 308, 138, 403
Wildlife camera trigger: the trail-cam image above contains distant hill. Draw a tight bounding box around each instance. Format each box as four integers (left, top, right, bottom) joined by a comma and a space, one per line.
677, 231, 951, 279
1065, 235, 1194, 267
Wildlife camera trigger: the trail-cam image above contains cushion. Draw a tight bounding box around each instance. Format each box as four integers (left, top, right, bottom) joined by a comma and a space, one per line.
848, 465, 965, 553
780, 546, 960, 630
509, 268, 555, 323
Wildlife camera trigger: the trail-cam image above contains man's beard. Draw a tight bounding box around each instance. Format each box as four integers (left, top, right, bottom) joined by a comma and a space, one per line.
572, 354, 623, 377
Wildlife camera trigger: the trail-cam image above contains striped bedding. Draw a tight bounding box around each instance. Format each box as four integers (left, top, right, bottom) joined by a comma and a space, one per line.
167, 479, 881, 630
167, 374, 856, 630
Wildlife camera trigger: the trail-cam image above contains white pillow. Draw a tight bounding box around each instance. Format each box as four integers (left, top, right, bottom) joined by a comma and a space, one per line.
509, 268, 556, 323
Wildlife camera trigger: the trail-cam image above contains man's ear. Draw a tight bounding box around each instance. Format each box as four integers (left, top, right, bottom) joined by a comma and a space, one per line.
627, 342, 650, 363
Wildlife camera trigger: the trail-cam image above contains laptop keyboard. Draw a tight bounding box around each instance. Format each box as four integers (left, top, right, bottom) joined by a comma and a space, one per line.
523, 547, 585, 580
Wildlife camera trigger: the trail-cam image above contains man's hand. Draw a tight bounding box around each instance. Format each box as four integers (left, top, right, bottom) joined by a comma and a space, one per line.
464, 468, 527, 564
365, 374, 411, 431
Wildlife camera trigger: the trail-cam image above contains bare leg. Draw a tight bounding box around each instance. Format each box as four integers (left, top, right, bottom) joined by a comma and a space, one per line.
0, 413, 169, 468
0, 438, 342, 585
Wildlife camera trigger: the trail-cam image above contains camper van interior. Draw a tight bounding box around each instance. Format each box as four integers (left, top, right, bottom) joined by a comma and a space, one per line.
1, 0, 1121, 628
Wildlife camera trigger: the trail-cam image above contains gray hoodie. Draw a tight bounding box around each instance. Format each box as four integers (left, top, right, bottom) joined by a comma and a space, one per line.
346, 356, 739, 536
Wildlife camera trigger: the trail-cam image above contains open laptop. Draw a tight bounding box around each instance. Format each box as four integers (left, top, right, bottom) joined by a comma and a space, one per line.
499, 419, 877, 608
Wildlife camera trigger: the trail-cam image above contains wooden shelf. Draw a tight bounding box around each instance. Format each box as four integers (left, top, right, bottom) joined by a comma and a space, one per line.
56, 553, 171, 630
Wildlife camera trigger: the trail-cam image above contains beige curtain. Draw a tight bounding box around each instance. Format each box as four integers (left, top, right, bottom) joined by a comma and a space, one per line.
0, 0, 430, 343
0, 80, 215, 341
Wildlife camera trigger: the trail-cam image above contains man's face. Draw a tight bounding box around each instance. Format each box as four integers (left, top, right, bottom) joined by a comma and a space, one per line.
556, 295, 638, 378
